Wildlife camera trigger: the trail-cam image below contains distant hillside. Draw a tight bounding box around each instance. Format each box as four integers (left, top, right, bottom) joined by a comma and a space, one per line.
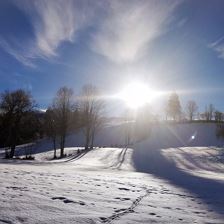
30, 123, 224, 156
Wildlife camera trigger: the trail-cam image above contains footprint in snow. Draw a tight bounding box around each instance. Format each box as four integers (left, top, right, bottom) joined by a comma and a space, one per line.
52, 197, 85, 205
99, 217, 107, 221
115, 197, 130, 201
115, 208, 126, 213
63, 199, 74, 204
193, 211, 205, 214
163, 206, 172, 210
0, 219, 13, 224
7, 186, 28, 191
148, 204, 157, 208
118, 187, 130, 191
52, 196, 67, 200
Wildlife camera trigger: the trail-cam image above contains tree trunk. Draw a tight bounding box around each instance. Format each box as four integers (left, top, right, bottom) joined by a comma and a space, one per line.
85, 128, 90, 150
8, 127, 16, 158
10, 145, 15, 158
60, 136, 65, 157
53, 137, 56, 158
5, 147, 10, 159
90, 129, 95, 149
85, 137, 89, 150
60, 147, 64, 158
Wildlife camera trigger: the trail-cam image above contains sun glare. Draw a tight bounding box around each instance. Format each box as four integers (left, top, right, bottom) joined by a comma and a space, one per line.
117, 82, 158, 109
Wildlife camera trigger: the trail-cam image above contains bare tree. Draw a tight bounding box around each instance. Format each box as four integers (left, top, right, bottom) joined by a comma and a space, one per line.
186, 100, 198, 121
79, 85, 105, 150
204, 107, 209, 121
52, 87, 74, 157
0, 89, 35, 158
44, 108, 58, 158
123, 109, 134, 147
165, 92, 181, 121
205, 104, 215, 121
214, 110, 223, 123
209, 104, 215, 121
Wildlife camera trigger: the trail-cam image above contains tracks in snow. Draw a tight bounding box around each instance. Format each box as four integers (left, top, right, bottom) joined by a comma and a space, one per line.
100, 188, 151, 223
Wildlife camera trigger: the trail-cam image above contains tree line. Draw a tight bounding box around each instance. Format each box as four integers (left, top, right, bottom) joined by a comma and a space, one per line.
0, 85, 105, 159
0, 87, 223, 159
165, 92, 223, 122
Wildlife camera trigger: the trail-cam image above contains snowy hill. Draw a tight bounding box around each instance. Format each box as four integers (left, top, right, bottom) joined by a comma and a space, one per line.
0, 123, 224, 223
19, 122, 223, 157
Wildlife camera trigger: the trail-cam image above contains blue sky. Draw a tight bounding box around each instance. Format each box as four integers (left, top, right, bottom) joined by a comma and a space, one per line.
1, 0, 224, 115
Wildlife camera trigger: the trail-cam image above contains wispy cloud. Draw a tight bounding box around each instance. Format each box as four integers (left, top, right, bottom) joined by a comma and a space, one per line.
0, 38, 36, 67
1, 0, 94, 67
209, 36, 224, 59
31, 0, 76, 57
90, 0, 181, 63
177, 18, 188, 28
1, 0, 181, 67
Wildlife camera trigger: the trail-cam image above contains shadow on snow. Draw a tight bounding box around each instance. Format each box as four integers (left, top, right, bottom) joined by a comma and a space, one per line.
132, 145, 224, 217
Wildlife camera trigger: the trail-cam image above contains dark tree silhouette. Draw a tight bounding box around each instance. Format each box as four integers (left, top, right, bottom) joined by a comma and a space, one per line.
44, 108, 58, 158
52, 87, 74, 157
79, 85, 105, 150
214, 110, 223, 123
205, 104, 215, 121
0, 89, 35, 158
186, 100, 198, 121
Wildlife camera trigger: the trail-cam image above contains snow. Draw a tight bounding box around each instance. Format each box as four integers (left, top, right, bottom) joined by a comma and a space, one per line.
162, 147, 224, 180
0, 123, 224, 223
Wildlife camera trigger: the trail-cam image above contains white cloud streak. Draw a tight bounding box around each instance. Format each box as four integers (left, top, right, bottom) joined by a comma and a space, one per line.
1, 0, 94, 67
0, 38, 36, 67
32, 0, 76, 57
0, 0, 181, 66
90, 0, 181, 63
209, 36, 224, 59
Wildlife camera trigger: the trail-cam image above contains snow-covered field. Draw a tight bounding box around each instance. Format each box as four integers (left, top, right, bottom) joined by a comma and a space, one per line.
163, 147, 224, 181
0, 123, 224, 223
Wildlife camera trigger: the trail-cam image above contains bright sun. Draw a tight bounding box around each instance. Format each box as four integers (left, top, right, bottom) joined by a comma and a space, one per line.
117, 82, 158, 109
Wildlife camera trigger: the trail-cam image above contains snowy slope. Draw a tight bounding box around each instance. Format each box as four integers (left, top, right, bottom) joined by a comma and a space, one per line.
1, 146, 224, 224
33, 123, 224, 155
5, 122, 220, 160
162, 147, 224, 180
131, 125, 224, 223
0, 123, 224, 223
